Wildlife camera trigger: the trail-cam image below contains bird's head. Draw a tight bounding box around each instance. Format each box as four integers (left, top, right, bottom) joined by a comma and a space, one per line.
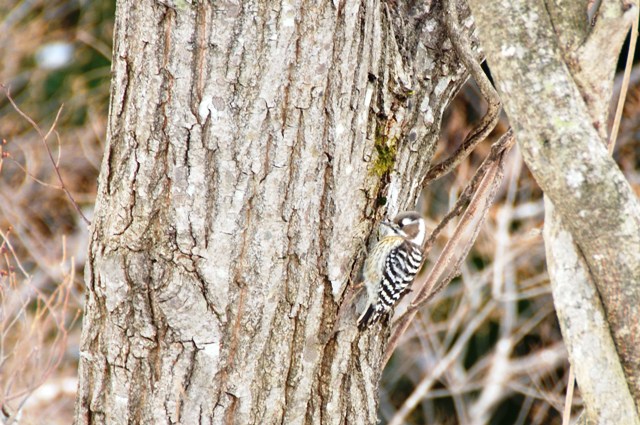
381, 211, 427, 247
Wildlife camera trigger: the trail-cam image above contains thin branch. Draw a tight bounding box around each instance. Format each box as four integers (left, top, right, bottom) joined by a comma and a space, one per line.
423, 0, 501, 184
5, 157, 63, 189
608, 14, 638, 153
423, 128, 514, 256
0, 228, 30, 279
384, 130, 514, 364
1, 85, 91, 226
562, 366, 575, 425
418, 135, 512, 309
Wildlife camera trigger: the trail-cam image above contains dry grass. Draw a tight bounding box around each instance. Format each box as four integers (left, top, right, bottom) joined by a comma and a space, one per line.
1, 2, 639, 424
0, 1, 112, 423
0, 232, 80, 424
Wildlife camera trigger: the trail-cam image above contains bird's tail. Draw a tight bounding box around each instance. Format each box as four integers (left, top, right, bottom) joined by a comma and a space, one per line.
357, 305, 381, 330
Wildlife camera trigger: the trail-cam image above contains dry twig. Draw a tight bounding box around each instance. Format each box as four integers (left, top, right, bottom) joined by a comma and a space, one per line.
608, 7, 638, 153
1, 85, 91, 227
423, 0, 501, 184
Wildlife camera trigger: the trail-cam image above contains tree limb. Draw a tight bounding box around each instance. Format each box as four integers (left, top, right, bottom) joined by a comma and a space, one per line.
468, 0, 640, 414
545, 199, 639, 424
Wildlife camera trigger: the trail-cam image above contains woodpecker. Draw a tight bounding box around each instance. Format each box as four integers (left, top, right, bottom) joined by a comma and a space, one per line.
357, 211, 427, 330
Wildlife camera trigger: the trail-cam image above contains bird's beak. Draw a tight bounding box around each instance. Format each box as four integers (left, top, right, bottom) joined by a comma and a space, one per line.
380, 220, 393, 228
381, 220, 401, 235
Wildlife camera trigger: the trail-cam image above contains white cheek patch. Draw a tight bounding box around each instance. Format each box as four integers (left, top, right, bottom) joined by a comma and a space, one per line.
413, 220, 426, 246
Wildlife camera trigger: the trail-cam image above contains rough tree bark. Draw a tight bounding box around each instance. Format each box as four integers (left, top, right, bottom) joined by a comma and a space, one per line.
74, 0, 478, 423
467, 0, 640, 422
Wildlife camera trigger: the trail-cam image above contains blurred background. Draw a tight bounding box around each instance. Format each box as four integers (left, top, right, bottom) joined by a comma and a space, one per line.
1, 1, 113, 423
0, 1, 638, 424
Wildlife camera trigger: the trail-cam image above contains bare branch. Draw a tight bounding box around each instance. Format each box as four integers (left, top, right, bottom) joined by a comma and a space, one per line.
388, 300, 496, 425
423, 0, 501, 184
423, 127, 514, 256
384, 130, 514, 364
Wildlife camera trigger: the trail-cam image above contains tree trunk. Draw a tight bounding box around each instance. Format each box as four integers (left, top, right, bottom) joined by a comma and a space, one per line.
74, 1, 474, 423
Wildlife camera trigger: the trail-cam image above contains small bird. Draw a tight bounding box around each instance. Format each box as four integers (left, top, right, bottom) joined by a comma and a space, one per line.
357, 211, 427, 330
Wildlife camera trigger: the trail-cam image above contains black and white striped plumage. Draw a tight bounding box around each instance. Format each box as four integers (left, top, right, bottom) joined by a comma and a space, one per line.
358, 211, 426, 330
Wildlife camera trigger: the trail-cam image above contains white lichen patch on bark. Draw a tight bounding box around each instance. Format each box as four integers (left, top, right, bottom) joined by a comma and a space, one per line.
565, 169, 584, 191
